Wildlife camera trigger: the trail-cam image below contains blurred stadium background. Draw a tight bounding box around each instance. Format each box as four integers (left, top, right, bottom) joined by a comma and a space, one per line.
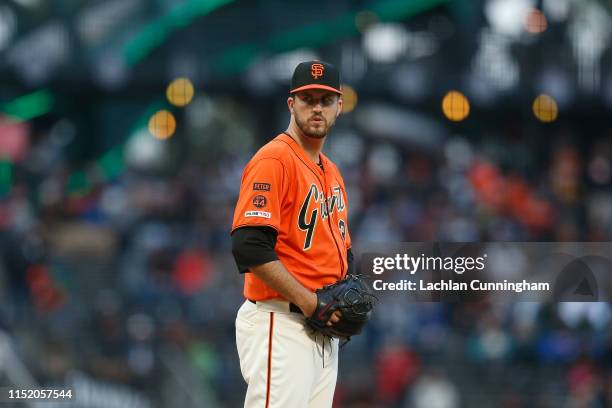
1, 0, 612, 406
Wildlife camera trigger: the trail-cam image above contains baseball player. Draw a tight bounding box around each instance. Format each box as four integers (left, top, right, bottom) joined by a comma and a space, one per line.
231, 60, 354, 407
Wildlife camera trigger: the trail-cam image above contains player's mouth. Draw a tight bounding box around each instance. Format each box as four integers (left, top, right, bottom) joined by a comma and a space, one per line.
310, 116, 325, 124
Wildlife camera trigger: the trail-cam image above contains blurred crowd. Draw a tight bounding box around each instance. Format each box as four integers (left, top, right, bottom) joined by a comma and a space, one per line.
1, 90, 612, 408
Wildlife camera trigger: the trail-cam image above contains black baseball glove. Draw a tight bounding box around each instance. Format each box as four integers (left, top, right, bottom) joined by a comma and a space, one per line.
305, 275, 377, 341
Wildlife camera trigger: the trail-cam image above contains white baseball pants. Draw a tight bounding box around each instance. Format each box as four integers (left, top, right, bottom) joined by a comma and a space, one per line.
235, 299, 339, 408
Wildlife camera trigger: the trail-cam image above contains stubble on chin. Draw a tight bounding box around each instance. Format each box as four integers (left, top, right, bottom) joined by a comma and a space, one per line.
296, 116, 333, 139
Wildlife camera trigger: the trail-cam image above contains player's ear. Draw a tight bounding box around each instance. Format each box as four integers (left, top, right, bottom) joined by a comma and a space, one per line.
287, 96, 295, 114
336, 97, 343, 117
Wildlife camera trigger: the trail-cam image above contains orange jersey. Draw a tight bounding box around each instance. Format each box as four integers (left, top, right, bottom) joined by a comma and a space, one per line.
231, 133, 351, 301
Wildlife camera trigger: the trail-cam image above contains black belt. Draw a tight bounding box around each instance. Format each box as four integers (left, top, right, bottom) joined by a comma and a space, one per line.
248, 299, 303, 314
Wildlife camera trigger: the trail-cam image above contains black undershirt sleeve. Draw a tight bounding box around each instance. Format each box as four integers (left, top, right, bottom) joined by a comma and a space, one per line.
232, 227, 355, 276
231, 226, 279, 274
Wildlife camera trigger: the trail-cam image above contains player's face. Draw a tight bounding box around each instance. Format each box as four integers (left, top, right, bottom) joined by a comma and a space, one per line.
290, 90, 343, 139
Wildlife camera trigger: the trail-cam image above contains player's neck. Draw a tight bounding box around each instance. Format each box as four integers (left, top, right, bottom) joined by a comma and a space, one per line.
285, 124, 324, 165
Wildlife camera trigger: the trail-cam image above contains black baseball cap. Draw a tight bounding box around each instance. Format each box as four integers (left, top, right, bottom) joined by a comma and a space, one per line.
290, 60, 343, 95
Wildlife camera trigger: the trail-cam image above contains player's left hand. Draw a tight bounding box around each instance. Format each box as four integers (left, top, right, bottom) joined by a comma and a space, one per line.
327, 310, 342, 326
305, 275, 377, 339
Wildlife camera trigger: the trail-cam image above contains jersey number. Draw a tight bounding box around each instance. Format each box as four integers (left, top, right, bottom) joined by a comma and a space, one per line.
338, 219, 346, 241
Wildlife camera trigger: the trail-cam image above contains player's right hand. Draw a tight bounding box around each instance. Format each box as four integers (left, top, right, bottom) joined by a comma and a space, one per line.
300, 292, 318, 318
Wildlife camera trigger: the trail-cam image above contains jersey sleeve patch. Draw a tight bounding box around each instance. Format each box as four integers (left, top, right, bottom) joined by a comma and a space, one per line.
253, 182, 271, 191
252, 195, 267, 208
232, 158, 286, 231
245, 210, 272, 219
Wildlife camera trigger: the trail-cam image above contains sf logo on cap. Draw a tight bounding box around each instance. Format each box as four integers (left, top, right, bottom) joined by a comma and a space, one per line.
311, 63, 324, 79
